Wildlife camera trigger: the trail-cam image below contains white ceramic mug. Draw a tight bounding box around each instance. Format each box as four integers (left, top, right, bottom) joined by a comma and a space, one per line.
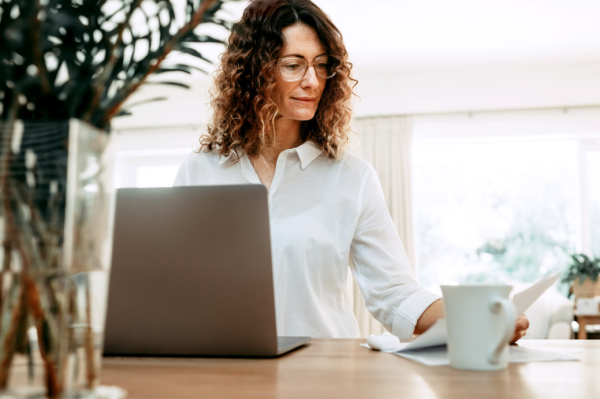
440, 285, 516, 371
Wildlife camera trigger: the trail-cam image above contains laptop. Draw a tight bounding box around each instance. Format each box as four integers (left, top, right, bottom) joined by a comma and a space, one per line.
103, 185, 310, 357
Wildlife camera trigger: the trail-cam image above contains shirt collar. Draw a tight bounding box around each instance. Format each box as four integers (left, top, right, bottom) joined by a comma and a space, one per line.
218, 147, 242, 166
295, 141, 324, 170
218, 141, 323, 169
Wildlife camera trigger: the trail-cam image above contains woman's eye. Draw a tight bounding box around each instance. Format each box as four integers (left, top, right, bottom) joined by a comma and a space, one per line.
284, 64, 301, 70
317, 63, 328, 69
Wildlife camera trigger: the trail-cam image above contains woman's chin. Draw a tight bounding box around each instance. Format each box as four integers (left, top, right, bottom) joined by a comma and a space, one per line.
284, 110, 318, 122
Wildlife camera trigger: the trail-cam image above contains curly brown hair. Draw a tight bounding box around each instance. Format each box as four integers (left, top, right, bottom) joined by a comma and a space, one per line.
200, 0, 357, 160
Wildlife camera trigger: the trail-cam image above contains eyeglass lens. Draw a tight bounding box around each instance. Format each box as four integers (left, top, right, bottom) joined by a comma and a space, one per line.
279, 56, 335, 81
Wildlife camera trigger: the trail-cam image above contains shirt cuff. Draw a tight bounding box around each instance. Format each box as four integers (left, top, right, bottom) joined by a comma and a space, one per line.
392, 289, 441, 339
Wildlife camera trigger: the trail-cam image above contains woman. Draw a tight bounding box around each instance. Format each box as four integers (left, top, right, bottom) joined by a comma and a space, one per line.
174, 0, 529, 341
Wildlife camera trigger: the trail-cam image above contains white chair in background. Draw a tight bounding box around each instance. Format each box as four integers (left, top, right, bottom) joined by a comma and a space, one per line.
520, 285, 574, 340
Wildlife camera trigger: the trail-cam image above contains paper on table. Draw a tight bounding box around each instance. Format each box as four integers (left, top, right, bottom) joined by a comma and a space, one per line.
401, 318, 447, 351
507, 346, 578, 363
391, 345, 578, 366
512, 274, 560, 315
360, 343, 579, 366
394, 345, 449, 366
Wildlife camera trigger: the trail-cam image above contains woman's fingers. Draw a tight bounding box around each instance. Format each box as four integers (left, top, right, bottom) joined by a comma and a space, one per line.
516, 314, 530, 331
510, 314, 530, 343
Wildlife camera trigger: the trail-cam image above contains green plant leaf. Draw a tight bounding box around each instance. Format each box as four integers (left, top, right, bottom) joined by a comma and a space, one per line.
143, 81, 191, 89
122, 97, 168, 108
562, 252, 600, 284
154, 68, 192, 75
176, 45, 213, 64
1, 0, 234, 128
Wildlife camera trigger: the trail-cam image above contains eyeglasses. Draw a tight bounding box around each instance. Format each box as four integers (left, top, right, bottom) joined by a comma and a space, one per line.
277, 55, 337, 82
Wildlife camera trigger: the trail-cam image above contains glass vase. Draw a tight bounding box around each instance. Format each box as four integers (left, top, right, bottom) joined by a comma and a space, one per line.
0, 119, 116, 398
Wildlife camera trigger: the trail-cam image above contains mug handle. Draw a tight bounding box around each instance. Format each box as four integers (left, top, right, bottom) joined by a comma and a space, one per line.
487, 298, 517, 365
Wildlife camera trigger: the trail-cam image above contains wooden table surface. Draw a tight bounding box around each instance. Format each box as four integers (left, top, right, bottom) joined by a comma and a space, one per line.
101, 339, 600, 399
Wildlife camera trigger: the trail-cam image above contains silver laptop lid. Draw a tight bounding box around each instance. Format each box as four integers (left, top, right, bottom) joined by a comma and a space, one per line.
104, 185, 279, 356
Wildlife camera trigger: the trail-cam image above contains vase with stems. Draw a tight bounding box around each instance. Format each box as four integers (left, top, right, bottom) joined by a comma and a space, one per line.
0, 0, 233, 396
0, 119, 114, 398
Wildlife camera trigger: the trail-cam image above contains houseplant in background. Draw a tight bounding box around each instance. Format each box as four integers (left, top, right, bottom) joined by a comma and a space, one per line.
561, 253, 600, 299
0, 0, 234, 397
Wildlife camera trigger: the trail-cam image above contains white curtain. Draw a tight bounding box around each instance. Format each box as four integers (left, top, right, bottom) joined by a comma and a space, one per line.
351, 115, 416, 337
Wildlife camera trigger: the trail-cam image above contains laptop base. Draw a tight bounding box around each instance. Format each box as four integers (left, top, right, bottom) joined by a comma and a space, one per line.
276, 336, 311, 356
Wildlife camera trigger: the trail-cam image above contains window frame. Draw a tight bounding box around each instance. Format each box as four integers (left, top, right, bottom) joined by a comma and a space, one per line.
578, 140, 600, 255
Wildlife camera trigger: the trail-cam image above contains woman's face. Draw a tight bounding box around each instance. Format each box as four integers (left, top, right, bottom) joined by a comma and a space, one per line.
273, 23, 327, 122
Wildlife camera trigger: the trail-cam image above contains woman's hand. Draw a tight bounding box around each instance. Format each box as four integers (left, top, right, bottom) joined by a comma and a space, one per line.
510, 314, 530, 343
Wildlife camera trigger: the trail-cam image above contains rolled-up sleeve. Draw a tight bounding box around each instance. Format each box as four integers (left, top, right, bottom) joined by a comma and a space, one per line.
349, 166, 440, 339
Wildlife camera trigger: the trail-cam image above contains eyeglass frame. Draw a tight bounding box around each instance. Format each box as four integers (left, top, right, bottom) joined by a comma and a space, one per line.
276, 55, 337, 82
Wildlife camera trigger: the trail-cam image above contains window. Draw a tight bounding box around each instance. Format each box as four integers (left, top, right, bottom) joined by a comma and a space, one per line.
588, 151, 600, 257
136, 164, 181, 188
111, 126, 201, 189
114, 150, 189, 189
412, 139, 580, 289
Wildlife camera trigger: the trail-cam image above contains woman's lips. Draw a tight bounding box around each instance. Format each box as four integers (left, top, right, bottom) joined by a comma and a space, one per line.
292, 97, 316, 103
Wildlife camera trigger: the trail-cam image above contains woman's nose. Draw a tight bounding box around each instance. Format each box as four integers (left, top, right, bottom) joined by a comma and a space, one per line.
301, 66, 320, 89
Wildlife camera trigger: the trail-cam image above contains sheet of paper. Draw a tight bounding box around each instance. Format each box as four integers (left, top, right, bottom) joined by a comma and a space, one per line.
507, 346, 578, 363
394, 345, 450, 366
400, 318, 448, 351
512, 274, 560, 315
387, 345, 578, 367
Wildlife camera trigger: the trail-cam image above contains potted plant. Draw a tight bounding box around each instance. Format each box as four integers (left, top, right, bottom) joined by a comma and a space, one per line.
0, 0, 233, 397
561, 253, 600, 299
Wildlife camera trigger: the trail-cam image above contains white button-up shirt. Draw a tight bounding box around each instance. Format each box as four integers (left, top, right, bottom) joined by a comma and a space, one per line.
173, 141, 440, 339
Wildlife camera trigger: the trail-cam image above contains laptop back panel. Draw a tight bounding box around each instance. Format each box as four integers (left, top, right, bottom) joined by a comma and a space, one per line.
104, 185, 279, 356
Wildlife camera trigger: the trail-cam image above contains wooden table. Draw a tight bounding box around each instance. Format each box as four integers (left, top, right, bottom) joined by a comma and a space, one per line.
577, 315, 600, 339
101, 339, 600, 399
